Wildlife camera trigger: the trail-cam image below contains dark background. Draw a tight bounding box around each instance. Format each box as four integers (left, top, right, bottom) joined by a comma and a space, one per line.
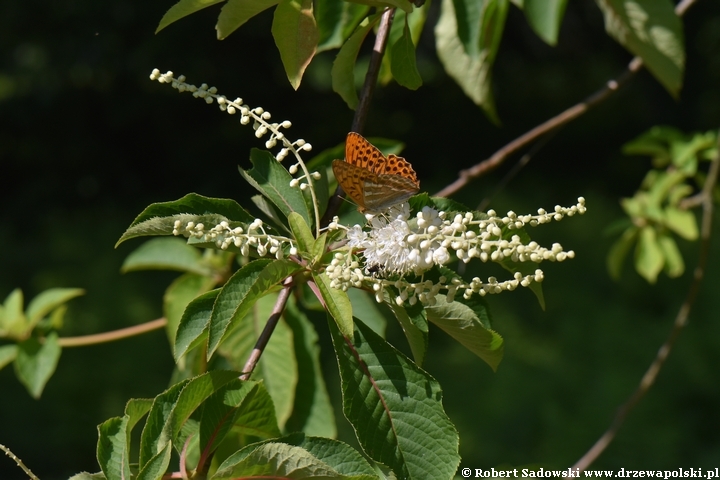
2, 0, 720, 478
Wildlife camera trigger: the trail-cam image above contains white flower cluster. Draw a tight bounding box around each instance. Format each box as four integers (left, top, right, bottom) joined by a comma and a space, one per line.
149, 69, 312, 160
172, 218, 296, 259
326, 198, 586, 305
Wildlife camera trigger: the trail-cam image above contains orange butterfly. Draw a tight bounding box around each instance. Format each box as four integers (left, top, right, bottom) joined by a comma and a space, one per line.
332, 132, 420, 212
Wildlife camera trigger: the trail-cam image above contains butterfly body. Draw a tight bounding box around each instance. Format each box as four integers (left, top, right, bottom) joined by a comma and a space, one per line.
332, 132, 420, 212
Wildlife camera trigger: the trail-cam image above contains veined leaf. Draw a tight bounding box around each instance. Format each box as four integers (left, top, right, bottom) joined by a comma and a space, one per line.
97, 416, 132, 480
217, 0, 280, 39
316, 0, 369, 52
272, 0, 319, 89
174, 288, 220, 361
594, 0, 684, 96
156, 0, 226, 34
312, 272, 353, 336
122, 237, 211, 275
390, 18, 422, 90
329, 317, 460, 480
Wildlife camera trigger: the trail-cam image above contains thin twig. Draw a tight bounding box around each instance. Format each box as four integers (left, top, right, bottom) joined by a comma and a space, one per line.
321, 7, 396, 228
1, 444, 40, 480
568, 130, 719, 474
435, 0, 700, 198
239, 277, 294, 381
53, 317, 167, 347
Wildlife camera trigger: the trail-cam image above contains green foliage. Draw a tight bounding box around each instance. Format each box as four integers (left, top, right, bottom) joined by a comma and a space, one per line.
607, 127, 716, 283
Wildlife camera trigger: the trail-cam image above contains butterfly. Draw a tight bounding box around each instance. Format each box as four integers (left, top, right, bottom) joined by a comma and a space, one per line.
332, 132, 420, 212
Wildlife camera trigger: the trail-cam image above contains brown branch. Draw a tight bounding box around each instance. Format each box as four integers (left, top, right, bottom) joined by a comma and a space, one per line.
568, 129, 720, 475
239, 277, 294, 381
435, 0, 700, 199
54, 317, 167, 347
321, 7, 396, 228
1, 443, 40, 480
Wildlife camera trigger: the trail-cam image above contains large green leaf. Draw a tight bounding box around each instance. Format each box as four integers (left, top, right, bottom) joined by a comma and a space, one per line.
156, 0, 226, 34
331, 13, 382, 110
174, 288, 220, 361
239, 149, 313, 228
14, 332, 61, 398
117, 193, 254, 246
312, 272, 353, 336
121, 238, 211, 275
217, 0, 280, 39
522, 0, 567, 45
435, 0, 508, 122
390, 19, 422, 90
165, 273, 217, 346
329, 318, 460, 480
207, 258, 301, 358
316, 0, 369, 52
272, 0, 319, 89
426, 294, 504, 371
594, 0, 684, 96
387, 298, 427, 366
97, 416, 132, 480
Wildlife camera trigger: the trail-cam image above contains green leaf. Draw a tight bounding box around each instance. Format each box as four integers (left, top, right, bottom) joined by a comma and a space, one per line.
272, 0, 319, 89
207, 259, 301, 358
658, 232, 684, 278
312, 272, 353, 336
663, 207, 698, 240
216, 433, 376, 479
199, 380, 281, 456
97, 416, 132, 480
522, 0, 567, 45
329, 317, 460, 480
288, 211, 315, 255
14, 332, 61, 398
156, 0, 226, 34
283, 299, 337, 437
126, 398, 154, 432
347, 0, 413, 13
635, 225, 664, 283
121, 238, 211, 275
607, 226, 639, 280
117, 193, 254, 247
316, 0, 369, 52
165, 273, 217, 346
426, 294, 504, 371
136, 442, 172, 480
0, 288, 26, 338
25, 287, 84, 331
174, 289, 220, 361
0, 344, 18, 371
387, 298, 428, 366
217, 293, 297, 427
251, 194, 292, 235
69, 472, 106, 480
217, 0, 280, 39
390, 19, 422, 90
435, 0, 508, 123
239, 149, 313, 228
346, 288, 386, 337
331, 13, 382, 110
594, 0, 684, 97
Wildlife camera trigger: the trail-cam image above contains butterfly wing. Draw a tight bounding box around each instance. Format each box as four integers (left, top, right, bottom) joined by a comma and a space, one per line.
345, 132, 388, 174
363, 173, 420, 211
332, 159, 374, 211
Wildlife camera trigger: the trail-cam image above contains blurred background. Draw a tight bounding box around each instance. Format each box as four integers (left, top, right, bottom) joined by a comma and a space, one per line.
1, 0, 720, 478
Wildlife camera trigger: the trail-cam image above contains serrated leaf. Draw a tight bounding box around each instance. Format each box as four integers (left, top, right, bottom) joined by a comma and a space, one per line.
25, 287, 84, 331
594, 0, 684, 96
426, 294, 504, 371
331, 13, 382, 109
121, 238, 210, 276
283, 300, 337, 437
635, 225, 664, 283
156, 0, 226, 34
272, 0, 319, 89
663, 207, 698, 240
329, 317, 460, 480
312, 272, 353, 336
607, 226, 639, 280
97, 416, 132, 480
288, 211, 315, 254
165, 273, 217, 346
117, 193, 253, 247
239, 149, 313, 228
208, 259, 301, 358
316, 0, 369, 52
217, 0, 280, 39
126, 398, 154, 431
137, 442, 172, 480
523, 0, 567, 45
174, 288, 220, 361
390, 19, 422, 90
0, 344, 18, 371
14, 332, 61, 398
435, 0, 508, 123
658, 232, 684, 278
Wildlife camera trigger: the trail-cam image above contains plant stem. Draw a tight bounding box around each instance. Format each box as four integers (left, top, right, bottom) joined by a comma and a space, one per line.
54, 318, 167, 347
